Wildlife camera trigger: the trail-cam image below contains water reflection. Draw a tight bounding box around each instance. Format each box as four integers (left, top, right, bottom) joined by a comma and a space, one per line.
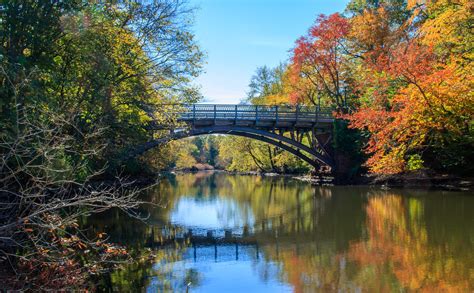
348, 194, 473, 292
87, 172, 473, 292
171, 197, 255, 229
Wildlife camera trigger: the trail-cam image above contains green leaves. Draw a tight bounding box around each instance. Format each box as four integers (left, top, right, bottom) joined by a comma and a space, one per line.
1, 0, 204, 176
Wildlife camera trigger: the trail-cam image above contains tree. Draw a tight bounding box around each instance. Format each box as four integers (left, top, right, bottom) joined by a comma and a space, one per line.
345, 0, 474, 174
289, 13, 353, 109
0, 0, 203, 288
0, 0, 203, 175
247, 64, 288, 105
0, 105, 144, 289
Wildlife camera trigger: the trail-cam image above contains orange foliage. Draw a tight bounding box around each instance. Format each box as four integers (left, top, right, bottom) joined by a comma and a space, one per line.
343, 0, 473, 173
346, 41, 473, 173
260, 1, 472, 174
348, 195, 472, 291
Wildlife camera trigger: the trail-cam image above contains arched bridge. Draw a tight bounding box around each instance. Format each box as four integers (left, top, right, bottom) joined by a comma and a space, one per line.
133, 104, 335, 169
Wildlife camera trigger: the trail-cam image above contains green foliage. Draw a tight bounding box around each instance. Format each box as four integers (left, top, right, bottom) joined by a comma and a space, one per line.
346, 0, 411, 25
0, 2, 203, 287
332, 119, 367, 177
217, 135, 310, 173
191, 136, 220, 166
247, 64, 286, 104
406, 154, 424, 171
0, 0, 203, 177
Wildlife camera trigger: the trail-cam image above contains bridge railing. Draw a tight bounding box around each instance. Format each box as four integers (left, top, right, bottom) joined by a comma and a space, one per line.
172, 104, 333, 122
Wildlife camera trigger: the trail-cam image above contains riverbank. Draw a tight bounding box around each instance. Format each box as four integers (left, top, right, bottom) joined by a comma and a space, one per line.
292, 170, 473, 192
365, 170, 473, 192
167, 168, 473, 192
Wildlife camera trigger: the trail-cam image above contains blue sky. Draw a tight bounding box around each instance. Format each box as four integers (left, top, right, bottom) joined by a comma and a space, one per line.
190, 0, 350, 104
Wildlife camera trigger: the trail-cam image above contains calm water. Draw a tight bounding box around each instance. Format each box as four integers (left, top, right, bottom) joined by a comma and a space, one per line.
87, 172, 474, 292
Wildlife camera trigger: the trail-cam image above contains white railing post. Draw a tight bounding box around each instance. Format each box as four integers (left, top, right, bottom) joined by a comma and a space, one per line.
214, 104, 217, 124
234, 105, 238, 124
255, 105, 259, 125
295, 104, 299, 123
275, 105, 279, 125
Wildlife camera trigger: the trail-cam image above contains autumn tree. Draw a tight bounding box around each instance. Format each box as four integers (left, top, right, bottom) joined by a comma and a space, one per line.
345, 0, 474, 174
289, 13, 353, 109
0, 0, 203, 288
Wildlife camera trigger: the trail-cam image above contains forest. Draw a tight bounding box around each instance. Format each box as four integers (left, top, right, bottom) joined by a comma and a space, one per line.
167, 0, 473, 177
0, 0, 203, 288
0, 0, 472, 289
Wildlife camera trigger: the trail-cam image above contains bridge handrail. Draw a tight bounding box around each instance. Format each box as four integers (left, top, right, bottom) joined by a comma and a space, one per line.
163, 104, 334, 121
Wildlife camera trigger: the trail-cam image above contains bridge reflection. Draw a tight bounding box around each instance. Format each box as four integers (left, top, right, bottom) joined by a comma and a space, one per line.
147, 226, 326, 263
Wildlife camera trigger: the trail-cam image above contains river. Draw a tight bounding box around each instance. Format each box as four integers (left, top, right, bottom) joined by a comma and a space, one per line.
86, 172, 473, 292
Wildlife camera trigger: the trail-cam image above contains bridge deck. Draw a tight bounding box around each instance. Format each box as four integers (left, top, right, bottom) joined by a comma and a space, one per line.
176, 104, 334, 129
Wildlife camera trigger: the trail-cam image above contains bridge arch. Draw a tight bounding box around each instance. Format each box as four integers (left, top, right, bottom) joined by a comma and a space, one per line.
132, 125, 334, 168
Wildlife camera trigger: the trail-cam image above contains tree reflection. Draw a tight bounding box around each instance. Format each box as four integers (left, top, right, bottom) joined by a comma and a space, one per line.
86, 173, 473, 292
256, 190, 473, 292
347, 193, 473, 291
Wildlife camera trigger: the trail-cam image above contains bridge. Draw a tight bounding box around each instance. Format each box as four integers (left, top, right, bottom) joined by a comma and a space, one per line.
134, 104, 335, 169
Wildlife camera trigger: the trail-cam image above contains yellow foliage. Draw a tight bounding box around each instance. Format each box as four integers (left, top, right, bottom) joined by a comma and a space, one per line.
421, 0, 473, 60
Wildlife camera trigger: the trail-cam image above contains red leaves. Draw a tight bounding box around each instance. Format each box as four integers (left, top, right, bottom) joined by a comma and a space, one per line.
346, 36, 472, 173
276, 2, 471, 174
290, 13, 351, 108
289, 91, 300, 104
309, 13, 350, 44
388, 43, 437, 82
292, 13, 350, 68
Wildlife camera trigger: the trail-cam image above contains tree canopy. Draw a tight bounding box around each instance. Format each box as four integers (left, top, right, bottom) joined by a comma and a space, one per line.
234, 0, 473, 175
0, 0, 203, 288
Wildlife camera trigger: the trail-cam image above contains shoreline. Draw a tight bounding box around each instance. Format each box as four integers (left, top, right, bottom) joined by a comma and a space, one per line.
97, 167, 471, 192
164, 168, 473, 192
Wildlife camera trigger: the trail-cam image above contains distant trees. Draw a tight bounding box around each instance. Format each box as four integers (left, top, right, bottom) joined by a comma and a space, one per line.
218, 135, 310, 173
150, 132, 310, 174
147, 136, 221, 171
192, 136, 220, 166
